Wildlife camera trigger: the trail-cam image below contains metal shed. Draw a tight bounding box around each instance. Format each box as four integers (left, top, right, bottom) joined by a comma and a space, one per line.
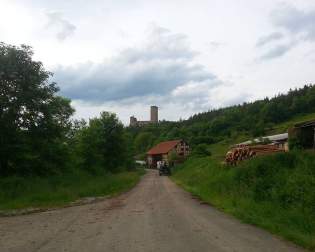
288, 119, 315, 149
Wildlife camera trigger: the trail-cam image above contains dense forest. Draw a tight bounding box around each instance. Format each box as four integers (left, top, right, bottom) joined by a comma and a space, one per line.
128, 84, 315, 156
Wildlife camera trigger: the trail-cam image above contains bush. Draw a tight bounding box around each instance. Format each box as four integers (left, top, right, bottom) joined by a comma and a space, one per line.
192, 144, 212, 156
235, 152, 315, 209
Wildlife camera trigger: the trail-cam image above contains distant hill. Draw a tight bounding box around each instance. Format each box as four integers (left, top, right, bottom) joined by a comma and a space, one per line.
128, 84, 315, 154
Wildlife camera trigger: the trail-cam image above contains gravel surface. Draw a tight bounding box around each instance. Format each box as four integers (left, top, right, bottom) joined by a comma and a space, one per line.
0, 170, 305, 252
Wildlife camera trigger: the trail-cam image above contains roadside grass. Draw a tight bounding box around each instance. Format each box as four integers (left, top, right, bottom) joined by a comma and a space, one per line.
172, 151, 315, 250
0, 169, 145, 210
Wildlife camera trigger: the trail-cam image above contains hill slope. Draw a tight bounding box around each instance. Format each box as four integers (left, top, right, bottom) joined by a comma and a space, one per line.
129, 85, 315, 155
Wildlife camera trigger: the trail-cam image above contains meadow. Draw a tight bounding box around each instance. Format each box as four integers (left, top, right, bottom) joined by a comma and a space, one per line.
0, 169, 145, 210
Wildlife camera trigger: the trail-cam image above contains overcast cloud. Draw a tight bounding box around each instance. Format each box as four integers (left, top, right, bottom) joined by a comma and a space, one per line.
258, 4, 315, 60
256, 32, 284, 47
54, 25, 218, 103
45, 11, 76, 41
271, 5, 315, 41
1, 0, 315, 123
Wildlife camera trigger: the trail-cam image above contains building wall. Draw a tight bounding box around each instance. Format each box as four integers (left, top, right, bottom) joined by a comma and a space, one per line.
162, 154, 168, 162
137, 121, 152, 126
147, 141, 190, 168
175, 141, 190, 156
150, 106, 158, 122
289, 126, 315, 149
129, 119, 152, 127
130, 116, 137, 126
129, 105, 158, 126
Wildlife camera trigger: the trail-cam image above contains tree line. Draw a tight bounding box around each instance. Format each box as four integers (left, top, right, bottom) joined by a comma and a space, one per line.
128, 84, 315, 156
2, 42, 315, 175
0, 43, 133, 176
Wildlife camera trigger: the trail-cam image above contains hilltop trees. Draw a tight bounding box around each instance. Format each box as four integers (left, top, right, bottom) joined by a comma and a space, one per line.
0, 43, 74, 176
128, 84, 315, 156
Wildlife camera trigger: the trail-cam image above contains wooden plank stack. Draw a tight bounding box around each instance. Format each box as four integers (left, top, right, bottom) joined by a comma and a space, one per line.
225, 144, 284, 166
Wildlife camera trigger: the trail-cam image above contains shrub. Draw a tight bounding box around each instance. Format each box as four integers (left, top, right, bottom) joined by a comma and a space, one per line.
192, 144, 212, 156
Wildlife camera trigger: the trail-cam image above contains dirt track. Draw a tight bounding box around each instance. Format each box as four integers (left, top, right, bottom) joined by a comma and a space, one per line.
0, 170, 305, 252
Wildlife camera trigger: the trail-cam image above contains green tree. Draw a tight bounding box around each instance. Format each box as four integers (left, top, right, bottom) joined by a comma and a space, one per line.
134, 132, 155, 154
0, 43, 74, 176
79, 112, 133, 173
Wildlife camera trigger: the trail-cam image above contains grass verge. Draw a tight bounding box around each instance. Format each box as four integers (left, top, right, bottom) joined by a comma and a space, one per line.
172, 151, 315, 251
0, 169, 145, 210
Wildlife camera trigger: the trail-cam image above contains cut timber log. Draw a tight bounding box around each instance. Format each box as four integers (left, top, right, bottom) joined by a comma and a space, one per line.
225, 144, 284, 166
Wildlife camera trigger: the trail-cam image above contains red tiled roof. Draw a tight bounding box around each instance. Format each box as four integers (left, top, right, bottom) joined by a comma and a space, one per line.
147, 140, 182, 155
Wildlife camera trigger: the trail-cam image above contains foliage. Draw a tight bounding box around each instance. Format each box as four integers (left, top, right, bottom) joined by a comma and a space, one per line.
0, 169, 145, 210
172, 152, 315, 250
128, 85, 315, 155
0, 43, 74, 176
289, 137, 303, 150
134, 132, 155, 153
75, 112, 134, 173
0, 42, 135, 177
192, 144, 211, 156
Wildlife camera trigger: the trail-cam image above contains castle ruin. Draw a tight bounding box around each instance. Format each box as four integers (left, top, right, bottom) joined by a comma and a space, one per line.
130, 106, 158, 127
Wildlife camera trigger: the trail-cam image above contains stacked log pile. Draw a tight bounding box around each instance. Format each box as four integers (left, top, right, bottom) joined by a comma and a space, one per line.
225, 144, 284, 166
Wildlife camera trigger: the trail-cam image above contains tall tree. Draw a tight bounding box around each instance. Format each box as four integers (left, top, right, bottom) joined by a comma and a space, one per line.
0, 43, 74, 176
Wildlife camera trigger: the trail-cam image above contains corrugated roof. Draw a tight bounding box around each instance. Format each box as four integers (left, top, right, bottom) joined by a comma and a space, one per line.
236, 133, 288, 146
147, 140, 182, 155
266, 133, 288, 141
294, 119, 315, 128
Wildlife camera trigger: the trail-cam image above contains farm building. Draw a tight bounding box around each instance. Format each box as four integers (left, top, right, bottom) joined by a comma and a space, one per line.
226, 133, 289, 165
235, 133, 289, 151
226, 119, 315, 165
289, 119, 315, 149
147, 140, 190, 168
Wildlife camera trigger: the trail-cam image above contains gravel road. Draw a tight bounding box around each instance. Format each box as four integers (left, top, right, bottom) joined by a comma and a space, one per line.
0, 170, 305, 252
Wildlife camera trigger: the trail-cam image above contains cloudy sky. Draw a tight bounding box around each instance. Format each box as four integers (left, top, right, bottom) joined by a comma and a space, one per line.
1, 0, 315, 124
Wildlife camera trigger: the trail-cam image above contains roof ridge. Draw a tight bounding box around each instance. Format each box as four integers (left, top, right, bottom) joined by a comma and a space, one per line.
147, 139, 182, 155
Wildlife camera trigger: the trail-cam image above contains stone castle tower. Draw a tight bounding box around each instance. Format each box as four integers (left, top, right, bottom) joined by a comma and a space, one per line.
130, 106, 158, 126
150, 106, 158, 123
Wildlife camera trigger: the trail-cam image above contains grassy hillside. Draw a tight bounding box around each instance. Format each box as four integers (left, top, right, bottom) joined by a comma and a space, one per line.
267, 112, 315, 135
172, 151, 315, 250
0, 169, 145, 210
